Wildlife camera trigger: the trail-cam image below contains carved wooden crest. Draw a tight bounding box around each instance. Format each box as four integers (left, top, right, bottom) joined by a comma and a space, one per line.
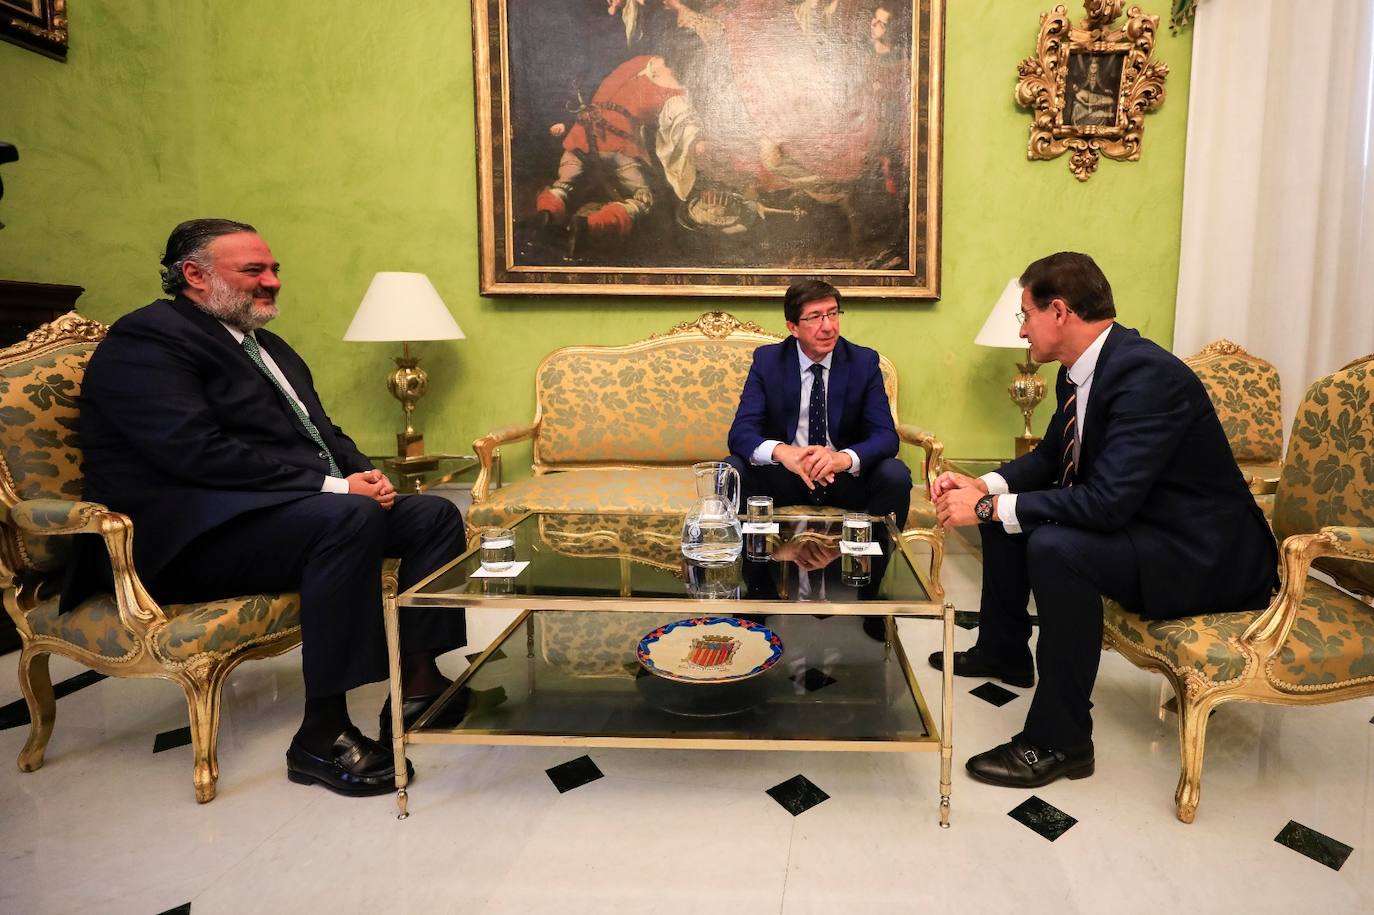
1016, 2, 1169, 181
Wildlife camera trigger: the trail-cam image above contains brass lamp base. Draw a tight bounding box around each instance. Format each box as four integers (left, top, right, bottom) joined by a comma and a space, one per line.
1008, 348, 1046, 458
385, 343, 437, 471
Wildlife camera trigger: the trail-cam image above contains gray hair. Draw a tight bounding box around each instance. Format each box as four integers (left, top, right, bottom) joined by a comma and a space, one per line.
159, 218, 256, 294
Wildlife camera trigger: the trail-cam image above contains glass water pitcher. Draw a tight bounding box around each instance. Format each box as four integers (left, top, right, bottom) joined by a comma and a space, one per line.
681, 461, 743, 564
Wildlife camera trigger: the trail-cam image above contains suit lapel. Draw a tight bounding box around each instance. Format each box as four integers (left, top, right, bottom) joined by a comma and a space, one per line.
782, 338, 802, 444
1080, 323, 1129, 470
827, 338, 850, 444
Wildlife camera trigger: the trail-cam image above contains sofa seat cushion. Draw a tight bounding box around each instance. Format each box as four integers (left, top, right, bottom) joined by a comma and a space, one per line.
1104, 599, 1261, 685
469, 468, 699, 530
26, 591, 301, 663
470, 471, 937, 533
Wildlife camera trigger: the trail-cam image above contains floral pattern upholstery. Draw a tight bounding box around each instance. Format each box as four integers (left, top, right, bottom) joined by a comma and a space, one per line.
540, 611, 667, 679
0, 342, 97, 573
1105, 575, 1374, 689
1184, 341, 1283, 465
1272, 358, 1374, 598
26, 594, 140, 660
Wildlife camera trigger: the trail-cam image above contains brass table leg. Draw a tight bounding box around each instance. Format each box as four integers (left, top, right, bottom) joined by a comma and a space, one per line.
939, 601, 955, 828
382, 569, 410, 820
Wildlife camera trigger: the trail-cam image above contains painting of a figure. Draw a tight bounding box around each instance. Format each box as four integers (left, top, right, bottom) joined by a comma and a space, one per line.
1063, 52, 1124, 129
474, 0, 944, 297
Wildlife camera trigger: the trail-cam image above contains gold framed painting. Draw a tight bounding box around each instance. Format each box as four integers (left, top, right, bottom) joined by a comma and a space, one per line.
0, 0, 67, 61
1016, 1, 1168, 181
472, 0, 944, 298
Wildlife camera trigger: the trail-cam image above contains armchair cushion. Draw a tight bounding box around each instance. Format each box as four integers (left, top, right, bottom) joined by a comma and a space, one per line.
1270, 578, 1374, 688
1104, 600, 1260, 686
27, 594, 140, 660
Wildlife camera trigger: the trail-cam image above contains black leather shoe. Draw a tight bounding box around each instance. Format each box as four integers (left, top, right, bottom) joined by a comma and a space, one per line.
927, 645, 1034, 688
286, 726, 413, 797
965, 735, 1094, 788
378, 689, 471, 743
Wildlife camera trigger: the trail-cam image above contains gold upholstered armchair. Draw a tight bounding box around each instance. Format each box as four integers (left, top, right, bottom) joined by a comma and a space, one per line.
0, 314, 311, 803
1103, 355, 1374, 823
1184, 340, 1284, 514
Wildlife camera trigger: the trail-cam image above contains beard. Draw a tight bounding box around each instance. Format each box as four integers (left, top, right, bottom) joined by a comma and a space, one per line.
198, 270, 279, 332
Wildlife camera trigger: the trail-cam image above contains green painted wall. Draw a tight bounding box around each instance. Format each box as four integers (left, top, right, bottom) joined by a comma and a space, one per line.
0, 1, 1192, 475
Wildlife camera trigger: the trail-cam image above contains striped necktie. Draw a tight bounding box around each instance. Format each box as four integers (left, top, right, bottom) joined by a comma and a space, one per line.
1059, 378, 1078, 488
241, 334, 342, 477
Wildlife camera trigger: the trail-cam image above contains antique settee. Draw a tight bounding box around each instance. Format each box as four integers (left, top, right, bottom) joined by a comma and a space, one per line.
466, 312, 947, 594
1102, 354, 1374, 823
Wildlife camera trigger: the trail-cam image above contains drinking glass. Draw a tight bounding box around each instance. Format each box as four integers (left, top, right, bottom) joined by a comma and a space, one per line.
745, 496, 773, 561
480, 528, 516, 573
841, 512, 872, 585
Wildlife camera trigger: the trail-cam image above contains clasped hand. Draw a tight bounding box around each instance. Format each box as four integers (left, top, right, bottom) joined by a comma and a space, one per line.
346, 469, 397, 510
931, 470, 987, 528
776, 443, 852, 490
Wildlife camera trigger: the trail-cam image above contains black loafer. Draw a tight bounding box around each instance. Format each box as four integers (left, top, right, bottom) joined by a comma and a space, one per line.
927, 645, 1034, 688
378, 689, 471, 743
286, 726, 413, 796
965, 735, 1094, 788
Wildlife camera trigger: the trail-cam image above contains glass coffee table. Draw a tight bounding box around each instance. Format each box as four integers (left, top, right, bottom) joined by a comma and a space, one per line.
385, 510, 956, 825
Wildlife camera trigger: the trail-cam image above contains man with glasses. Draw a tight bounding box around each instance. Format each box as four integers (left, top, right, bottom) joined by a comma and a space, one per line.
929, 252, 1276, 789
725, 279, 911, 526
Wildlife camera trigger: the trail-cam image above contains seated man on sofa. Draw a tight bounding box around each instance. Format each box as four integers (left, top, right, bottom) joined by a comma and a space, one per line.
725, 279, 911, 524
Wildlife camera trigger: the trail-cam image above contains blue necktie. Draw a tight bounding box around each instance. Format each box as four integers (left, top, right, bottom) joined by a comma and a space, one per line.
808, 363, 827, 447
241, 334, 342, 477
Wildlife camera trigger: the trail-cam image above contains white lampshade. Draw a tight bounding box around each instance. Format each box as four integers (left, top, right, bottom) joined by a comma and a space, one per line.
973, 278, 1028, 349
343, 272, 465, 342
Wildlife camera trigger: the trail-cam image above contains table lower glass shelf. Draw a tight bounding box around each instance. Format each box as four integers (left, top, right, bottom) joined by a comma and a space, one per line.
409, 610, 939, 751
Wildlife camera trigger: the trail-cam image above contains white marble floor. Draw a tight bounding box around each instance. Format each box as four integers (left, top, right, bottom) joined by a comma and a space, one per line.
1, 540, 1371, 914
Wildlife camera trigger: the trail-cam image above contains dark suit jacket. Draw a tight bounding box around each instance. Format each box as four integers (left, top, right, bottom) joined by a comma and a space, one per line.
63, 296, 372, 609
727, 336, 898, 469
999, 324, 1278, 618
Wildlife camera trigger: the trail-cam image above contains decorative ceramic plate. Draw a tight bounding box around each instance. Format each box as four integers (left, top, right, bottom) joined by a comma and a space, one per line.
637, 617, 783, 684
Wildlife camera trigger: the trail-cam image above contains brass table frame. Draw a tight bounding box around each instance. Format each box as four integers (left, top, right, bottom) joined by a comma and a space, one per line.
384, 512, 956, 826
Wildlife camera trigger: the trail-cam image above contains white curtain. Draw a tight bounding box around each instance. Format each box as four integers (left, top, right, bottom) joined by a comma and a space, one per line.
1174, 0, 1374, 434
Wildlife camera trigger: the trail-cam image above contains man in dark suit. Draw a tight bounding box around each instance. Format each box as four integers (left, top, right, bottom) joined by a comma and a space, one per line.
932, 252, 1277, 788
726, 279, 911, 525
73, 218, 468, 797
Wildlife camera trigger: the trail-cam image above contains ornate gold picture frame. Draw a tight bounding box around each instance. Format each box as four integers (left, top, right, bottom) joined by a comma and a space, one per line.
0, 0, 67, 61
473, 0, 945, 298
1016, 1, 1167, 181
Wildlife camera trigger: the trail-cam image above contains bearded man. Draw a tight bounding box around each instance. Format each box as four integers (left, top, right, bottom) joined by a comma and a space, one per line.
69, 218, 468, 797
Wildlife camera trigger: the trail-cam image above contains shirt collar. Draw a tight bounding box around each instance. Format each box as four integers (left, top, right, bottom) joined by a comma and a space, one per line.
1067, 323, 1113, 387
219, 321, 251, 344
799, 349, 834, 377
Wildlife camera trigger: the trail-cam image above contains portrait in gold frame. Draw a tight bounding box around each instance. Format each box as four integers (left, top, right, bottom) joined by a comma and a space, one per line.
472, 0, 945, 298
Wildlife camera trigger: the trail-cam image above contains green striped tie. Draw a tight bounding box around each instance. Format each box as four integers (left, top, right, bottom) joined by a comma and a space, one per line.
241, 334, 342, 477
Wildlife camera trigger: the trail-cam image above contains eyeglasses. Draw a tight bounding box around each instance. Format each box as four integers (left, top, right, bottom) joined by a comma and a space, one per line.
1015, 309, 1030, 326
796, 308, 844, 325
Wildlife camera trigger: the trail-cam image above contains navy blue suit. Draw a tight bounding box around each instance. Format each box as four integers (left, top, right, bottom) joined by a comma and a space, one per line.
69, 296, 466, 696
727, 336, 910, 523
978, 324, 1277, 746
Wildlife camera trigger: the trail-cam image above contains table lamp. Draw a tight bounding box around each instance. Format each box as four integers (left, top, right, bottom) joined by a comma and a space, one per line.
344, 272, 464, 472
975, 278, 1046, 458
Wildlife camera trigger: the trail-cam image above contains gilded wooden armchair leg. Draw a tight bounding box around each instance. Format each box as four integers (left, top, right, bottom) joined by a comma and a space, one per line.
927, 529, 946, 599
16, 647, 56, 772
1174, 693, 1216, 824
180, 667, 224, 804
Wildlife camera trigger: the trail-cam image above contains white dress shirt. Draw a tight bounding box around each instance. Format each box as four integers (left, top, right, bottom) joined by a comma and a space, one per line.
980, 323, 1114, 532
750, 350, 862, 475
221, 321, 350, 494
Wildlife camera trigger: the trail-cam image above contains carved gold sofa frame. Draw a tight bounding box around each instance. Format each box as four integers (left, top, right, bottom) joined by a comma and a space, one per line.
0, 313, 361, 803
1103, 354, 1374, 822
466, 313, 947, 595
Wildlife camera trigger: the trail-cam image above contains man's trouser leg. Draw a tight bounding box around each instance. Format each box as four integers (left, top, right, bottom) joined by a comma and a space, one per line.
726, 456, 912, 526
148, 493, 467, 698
1020, 524, 1142, 748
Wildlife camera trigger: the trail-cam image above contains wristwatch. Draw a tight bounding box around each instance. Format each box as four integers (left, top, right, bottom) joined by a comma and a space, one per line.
974, 493, 997, 523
